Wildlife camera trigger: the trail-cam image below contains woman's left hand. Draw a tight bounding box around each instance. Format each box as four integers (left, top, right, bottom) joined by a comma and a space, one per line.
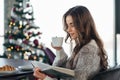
33, 67, 47, 80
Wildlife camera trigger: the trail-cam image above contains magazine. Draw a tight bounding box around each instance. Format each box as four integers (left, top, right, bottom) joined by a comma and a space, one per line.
31, 61, 74, 78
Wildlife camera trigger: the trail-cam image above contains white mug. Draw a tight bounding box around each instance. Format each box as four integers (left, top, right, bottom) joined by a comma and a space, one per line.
52, 37, 63, 47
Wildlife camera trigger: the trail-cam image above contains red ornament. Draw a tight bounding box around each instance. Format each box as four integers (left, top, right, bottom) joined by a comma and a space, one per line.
26, 4, 30, 7
33, 39, 39, 46
15, 45, 20, 49
37, 32, 42, 35
8, 35, 13, 39
28, 32, 32, 35
23, 39, 29, 44
11, 19, 15, 23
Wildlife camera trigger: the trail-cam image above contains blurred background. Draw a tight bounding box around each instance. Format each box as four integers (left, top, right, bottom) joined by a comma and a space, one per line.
0, 0, 120, 67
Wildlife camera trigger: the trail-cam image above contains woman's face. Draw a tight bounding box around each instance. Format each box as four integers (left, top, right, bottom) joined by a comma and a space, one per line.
66, 15, 78, 40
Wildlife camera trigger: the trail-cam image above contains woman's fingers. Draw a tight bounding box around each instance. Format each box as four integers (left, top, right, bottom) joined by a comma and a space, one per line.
33, 67, 46, 80
34, 67, 41, 72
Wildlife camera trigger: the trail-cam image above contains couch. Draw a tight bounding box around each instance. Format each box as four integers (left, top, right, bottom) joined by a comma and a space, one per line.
92, 66, 120, 80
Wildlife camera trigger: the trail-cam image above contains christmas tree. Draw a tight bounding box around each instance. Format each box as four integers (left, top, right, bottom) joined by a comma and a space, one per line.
3, 0, 49, 64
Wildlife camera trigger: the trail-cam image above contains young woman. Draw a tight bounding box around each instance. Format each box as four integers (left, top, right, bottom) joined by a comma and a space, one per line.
33, 5, 108, 80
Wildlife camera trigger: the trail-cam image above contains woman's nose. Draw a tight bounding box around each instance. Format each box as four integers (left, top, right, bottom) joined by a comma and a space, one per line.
67, 27, 71, 32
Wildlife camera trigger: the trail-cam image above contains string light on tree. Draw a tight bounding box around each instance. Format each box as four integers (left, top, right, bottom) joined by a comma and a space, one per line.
3, 0, 53, 65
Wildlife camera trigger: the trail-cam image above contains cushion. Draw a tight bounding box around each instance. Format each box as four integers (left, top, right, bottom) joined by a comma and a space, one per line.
92, 66, 120, 80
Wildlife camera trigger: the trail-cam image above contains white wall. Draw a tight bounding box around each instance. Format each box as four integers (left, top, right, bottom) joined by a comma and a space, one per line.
31, 0, 115, 67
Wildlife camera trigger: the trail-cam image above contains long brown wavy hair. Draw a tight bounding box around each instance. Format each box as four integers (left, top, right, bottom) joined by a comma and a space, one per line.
63, 5, 108, 70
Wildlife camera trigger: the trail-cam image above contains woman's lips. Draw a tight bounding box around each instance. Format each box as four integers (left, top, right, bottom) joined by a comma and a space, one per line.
70, 33, 74, 37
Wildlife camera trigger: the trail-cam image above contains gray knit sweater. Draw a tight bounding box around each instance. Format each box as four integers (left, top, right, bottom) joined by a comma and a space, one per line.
44, 40, 101, 80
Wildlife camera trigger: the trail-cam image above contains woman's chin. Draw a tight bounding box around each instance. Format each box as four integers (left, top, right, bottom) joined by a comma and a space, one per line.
71, 37, 76, 40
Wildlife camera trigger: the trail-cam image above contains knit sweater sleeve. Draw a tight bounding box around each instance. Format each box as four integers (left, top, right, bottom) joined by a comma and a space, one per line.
52, 48, 68, 67
43, 49, 68, 80
74, 44, 101, 80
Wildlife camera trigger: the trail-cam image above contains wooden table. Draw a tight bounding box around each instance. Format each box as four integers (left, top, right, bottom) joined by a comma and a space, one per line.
0, 58, 35, 80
